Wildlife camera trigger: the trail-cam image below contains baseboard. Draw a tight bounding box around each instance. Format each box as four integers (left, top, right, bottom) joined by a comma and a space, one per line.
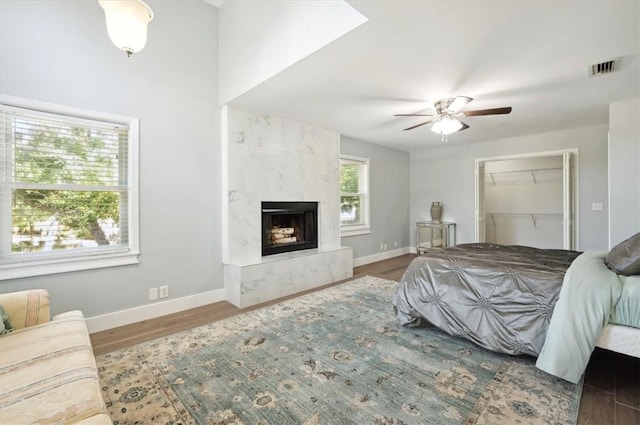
353, 246, 411, 267
87, 248, 410, 333
85, 288, 226, 334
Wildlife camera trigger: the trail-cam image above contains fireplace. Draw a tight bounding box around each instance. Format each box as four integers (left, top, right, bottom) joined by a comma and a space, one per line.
262, 201, 318, 256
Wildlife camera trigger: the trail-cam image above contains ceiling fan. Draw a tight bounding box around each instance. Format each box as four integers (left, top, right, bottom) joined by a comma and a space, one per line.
395, 96, 512, 142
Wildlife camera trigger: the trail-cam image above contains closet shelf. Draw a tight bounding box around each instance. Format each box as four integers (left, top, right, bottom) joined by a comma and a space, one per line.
487, 212, 563, 227
486, 167, 563, 186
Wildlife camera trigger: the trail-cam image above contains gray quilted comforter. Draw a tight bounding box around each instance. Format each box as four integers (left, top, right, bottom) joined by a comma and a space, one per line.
393, 243, 581, 356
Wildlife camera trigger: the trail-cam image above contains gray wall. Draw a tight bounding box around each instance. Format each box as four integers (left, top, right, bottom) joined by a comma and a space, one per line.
410, 125, 609, 251
340, 136, 410, 260
609, 97, 640, 247
0, 1, 223, 317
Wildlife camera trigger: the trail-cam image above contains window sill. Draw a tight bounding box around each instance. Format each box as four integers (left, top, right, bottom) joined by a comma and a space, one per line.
341, 227, 371, 237
0, 251, 140, 280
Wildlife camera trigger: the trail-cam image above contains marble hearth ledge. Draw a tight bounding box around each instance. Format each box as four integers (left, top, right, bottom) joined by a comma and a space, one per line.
224, 246, 353, 308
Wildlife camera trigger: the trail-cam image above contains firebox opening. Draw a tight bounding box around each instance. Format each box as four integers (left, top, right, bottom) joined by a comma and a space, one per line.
262, 201, 318, 256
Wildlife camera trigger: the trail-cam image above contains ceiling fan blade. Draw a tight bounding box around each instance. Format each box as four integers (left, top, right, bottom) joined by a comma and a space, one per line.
403, 120, 434, 131
394, 113, 433, 117
447, 96, 473, 112
463, 106, 512, 117
458, 121, 470, 131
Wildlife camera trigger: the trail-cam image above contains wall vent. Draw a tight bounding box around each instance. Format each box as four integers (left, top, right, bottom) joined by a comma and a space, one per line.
589, 58, 621, 77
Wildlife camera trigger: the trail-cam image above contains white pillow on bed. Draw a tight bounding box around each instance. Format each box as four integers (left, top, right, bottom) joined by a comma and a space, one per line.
606, 232, 640, 276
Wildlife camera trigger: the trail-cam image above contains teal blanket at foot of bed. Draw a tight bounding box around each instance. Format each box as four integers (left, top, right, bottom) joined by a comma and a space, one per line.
536, 250, 624, 383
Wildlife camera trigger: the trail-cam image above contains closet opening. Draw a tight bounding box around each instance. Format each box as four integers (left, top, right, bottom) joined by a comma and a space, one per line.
474, 149, 578, 250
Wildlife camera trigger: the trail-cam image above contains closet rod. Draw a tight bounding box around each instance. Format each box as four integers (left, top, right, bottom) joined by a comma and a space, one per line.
487, 212, 563, 215
485, 167, 563, 174
487, 167, 563, 186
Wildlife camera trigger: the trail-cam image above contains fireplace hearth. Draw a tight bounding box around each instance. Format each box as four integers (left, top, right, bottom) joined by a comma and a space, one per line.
262, 201, 318, 256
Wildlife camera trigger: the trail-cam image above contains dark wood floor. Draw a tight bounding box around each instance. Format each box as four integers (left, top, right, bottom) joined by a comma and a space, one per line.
90, 254, 639, 425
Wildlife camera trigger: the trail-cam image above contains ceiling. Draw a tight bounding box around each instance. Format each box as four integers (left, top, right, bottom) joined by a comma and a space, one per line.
227, 1, 639, 151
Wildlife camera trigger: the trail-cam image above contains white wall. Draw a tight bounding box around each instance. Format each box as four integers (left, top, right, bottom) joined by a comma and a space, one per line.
340, 136, 410, 260
218, 0, 366, 105
410, 125, 609, 251
0, 1, 223, 319
609, 97, 640, 247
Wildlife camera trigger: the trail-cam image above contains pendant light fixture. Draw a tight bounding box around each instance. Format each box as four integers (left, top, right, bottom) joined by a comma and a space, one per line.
98, 0, 154, 57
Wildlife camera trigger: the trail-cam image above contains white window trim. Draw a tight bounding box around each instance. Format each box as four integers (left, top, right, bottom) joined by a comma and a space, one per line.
340, 154, 370, 237
341, 226, 371, 237
0, 94, 140, 280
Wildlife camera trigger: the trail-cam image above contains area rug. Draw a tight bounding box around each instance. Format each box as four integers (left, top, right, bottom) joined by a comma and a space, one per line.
96, 276, 582, 425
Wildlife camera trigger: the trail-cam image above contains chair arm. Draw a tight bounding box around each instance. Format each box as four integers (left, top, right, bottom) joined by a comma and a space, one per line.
0, 289, 50, 329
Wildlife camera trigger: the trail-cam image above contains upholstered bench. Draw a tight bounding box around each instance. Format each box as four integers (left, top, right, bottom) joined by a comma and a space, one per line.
0, 289, 112, 424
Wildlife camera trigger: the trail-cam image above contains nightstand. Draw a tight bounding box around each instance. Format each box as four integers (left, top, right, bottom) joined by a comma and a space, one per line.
416, 221, 456, 254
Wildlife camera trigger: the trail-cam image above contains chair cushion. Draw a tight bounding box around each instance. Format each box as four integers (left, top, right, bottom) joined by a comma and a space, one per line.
0, 289, 50, 329
0, 311, 109, 424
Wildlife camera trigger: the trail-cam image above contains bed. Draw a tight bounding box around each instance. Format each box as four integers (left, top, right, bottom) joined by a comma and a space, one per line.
392, 239, 640, 383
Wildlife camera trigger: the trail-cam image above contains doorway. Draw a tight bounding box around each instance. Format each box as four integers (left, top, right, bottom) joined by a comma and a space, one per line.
475, 149, 578, 250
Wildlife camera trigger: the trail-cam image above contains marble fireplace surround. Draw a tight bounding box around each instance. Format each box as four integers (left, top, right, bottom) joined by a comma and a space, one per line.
222, 107, 353, 308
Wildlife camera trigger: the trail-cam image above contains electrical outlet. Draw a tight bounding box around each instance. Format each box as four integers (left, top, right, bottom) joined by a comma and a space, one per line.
383, 243, 388, 250
591, 202, 603, 211
149, 288, 158, 301
159, 285, 169, 298
394, 241, 398, 248
379, 242, 384, 250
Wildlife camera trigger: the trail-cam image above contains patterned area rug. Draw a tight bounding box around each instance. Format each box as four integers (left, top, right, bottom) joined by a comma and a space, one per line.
96, 276, 582, 425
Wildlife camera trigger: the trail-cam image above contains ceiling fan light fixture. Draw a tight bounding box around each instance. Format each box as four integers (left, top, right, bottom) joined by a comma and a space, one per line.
431, 116, 463, 135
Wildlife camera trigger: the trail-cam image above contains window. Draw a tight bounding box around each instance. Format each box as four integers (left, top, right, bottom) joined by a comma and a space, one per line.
340, 155, 370, 236
0, 95, 139, 279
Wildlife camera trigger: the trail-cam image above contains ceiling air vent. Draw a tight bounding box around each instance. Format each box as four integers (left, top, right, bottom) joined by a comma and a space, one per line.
589, 58, 621, 77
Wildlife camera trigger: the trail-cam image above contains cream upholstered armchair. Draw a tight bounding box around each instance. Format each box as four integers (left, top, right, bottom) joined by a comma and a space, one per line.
0, 289, 112, 424
0, 289, 51, 329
